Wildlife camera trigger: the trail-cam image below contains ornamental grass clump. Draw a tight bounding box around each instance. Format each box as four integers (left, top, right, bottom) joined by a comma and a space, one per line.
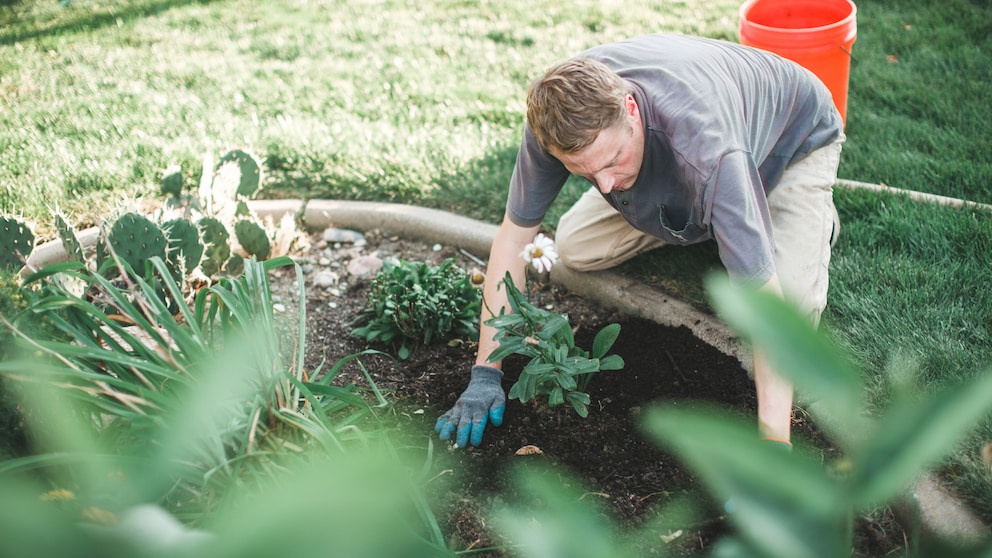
352, 258, 482, 360
0, 254, 451, 557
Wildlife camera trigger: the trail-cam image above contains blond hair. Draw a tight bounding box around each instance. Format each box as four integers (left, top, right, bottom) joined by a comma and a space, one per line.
525, 57, 633, 154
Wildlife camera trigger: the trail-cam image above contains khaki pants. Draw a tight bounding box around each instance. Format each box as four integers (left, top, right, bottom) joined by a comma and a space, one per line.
556, 142, 842, 326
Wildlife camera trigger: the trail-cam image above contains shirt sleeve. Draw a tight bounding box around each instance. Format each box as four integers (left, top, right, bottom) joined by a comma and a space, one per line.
705, 149, 776, 284
505, 125, 571, 227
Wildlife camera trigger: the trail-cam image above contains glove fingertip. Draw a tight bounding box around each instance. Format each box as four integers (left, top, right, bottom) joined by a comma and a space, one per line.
437, 420, 456, 441
490, 404, 505, 426
456, 423, 471, 448
469, 414, 488, 447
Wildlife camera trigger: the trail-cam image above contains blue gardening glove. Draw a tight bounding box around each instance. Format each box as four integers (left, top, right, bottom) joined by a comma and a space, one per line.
435, 365, 505, 448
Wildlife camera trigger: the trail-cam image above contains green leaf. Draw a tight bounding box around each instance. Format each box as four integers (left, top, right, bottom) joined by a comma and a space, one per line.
549, 386, 564, 407
523, 362, 557, 376
508, 374, 538, 403
599, 354, 625, 371
592, 323, 621, 359
495, 466, 618, 558
565, 391, 590, 406
705, 274, 865, 446
848, 369, 992, 506
487, 337, 527, 363
554, 371, 577, 391
301, 382, 370, 409
536, 313, 571, 340
642, 403, 846, 558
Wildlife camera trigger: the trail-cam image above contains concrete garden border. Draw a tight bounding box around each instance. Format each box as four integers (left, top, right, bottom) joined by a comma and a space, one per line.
23, 189, 990, 548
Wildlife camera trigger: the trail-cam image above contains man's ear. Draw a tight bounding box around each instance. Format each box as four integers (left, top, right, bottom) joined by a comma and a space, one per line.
624, 94, 639, 119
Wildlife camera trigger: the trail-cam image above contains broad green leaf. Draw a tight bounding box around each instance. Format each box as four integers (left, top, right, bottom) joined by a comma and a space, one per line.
599, 354, 625, 371
565, 391, 590, 406
536, 313, 571, 341
495, 466, 619, 558
554, 371, 577, 391
487, 338, 527, 363
563, 356, 600, 375
706, 274, 865, 446
592, 323, 621, 359
302, 382, 370, 409
848, 369, 992, 506
523, 362, 557, 376
643, 403, 845, 558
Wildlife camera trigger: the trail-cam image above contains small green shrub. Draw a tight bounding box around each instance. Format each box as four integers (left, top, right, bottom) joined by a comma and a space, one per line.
486, 272, 624, 417
352, 258, 481, 360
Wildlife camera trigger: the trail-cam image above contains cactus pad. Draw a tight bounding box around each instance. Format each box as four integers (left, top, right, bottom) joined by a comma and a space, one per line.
0, 216, 34, 274
103, 213, 168, 276
161, 165, 184, 198
162, 218, 204, 275
198, 216, 231, 277
234, 219, 271, 260
53, 210, 84, 264
218, 149, 261, 198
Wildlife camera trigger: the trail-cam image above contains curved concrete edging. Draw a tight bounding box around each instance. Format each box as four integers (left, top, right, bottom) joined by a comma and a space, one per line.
291, 198, 751, 369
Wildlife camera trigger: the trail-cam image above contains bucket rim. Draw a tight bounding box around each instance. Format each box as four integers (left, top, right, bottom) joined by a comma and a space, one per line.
739, 0, 857, 36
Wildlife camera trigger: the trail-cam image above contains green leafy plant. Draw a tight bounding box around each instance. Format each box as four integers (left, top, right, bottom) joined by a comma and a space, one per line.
486, 271, 624, 417
352, 258, 481, 360
0, 254, 451, 557
636, 275, 992, 557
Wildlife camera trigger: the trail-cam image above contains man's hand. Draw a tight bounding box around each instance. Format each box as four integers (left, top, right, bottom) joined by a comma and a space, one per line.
434, 365, 506, 447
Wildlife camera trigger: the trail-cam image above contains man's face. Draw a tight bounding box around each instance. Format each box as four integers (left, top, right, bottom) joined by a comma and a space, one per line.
555, 94, 644, 195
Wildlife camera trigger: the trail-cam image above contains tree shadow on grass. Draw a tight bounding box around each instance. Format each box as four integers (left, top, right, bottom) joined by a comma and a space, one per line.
0, 0, 224, 45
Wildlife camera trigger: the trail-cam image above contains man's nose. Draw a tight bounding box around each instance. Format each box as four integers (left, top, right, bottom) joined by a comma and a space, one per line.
597, 175, 616, 194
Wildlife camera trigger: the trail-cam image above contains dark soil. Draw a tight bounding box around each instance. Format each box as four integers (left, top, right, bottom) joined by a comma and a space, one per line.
268, 229, 907, 557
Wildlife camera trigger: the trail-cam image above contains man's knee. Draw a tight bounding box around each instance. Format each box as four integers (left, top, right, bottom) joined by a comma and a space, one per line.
557, 245, 604, 271
555, 207, 603, 271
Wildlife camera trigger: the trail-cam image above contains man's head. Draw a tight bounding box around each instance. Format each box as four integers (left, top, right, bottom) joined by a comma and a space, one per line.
526, 57, 634, 155
526, 58, 644, 194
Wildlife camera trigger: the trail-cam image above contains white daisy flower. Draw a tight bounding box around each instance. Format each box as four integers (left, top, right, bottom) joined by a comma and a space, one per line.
520, 233, 559, 273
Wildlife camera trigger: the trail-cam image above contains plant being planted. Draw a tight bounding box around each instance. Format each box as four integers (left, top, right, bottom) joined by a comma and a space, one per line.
352, 258, 481, 360
485, 233, 624, 417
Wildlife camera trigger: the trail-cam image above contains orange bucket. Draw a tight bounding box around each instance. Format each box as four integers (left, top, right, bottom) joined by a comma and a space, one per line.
739, 0, 857, 124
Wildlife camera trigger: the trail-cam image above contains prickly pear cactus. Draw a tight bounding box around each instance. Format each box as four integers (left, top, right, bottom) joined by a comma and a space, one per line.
162, 218, 204, 276
218, 149, 261, 199
53, 210, 84, 264
234, 219, 271, 260
0, 216, 35, 274
101, 213, 168, 276
198, 216, 231, 277
161, 165, 184, 198
225, 255, 244, 276
235, 199, 252, 218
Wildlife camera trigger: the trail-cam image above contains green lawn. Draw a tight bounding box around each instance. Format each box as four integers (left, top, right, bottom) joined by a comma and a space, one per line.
3, 0, 992, 522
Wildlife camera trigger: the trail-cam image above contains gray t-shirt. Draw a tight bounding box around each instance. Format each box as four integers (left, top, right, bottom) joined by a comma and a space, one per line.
507, 34, 844, 282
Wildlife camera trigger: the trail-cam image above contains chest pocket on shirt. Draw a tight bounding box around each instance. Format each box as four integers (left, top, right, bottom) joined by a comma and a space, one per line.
658, 204, 708, 245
